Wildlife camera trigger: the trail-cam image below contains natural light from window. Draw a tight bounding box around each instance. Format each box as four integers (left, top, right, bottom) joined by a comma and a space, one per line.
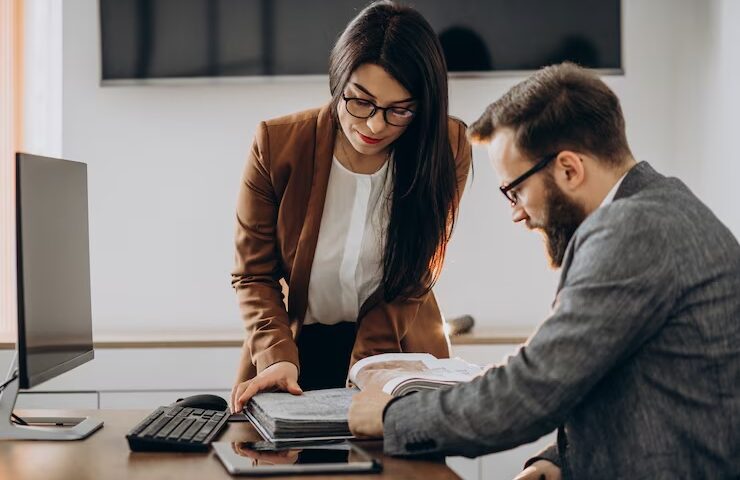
0, 0, 23, 344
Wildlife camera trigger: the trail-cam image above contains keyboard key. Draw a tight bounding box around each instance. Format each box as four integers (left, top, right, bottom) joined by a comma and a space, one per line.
155, 417, 183, 439
130, 410, 163, 436
193, 419, 220, 442
168, 418, 194, 440
181, 419, 206, 441
204, 419, 220, 432
165, 406, 183, 416
192, 430, 210, 443
177, 408, 193, 418
141, 415, 173, 437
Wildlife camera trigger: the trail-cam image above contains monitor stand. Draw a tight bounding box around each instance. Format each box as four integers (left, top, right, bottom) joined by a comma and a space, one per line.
0, 354, 103, 440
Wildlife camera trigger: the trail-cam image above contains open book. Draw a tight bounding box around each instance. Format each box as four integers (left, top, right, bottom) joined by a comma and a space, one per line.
348, 352, 483, 396
245, 353, 483, 443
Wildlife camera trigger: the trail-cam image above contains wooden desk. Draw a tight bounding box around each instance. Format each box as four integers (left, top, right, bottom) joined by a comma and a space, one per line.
0, 410, 460, 480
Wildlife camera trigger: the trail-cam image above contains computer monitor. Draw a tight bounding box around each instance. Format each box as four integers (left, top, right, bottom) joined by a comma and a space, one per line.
0, 153, 103, 440
15, 153, 94, 389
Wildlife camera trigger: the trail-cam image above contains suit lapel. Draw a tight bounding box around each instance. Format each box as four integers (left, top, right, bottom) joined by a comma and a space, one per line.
288, 105, 336, 329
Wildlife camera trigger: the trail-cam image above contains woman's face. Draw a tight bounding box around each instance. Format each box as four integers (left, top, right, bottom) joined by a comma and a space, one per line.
338, 63, 416, 157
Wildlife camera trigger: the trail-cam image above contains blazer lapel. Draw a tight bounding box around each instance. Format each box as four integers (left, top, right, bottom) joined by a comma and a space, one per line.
287, 104, 336, 330
358, 288, 384, 321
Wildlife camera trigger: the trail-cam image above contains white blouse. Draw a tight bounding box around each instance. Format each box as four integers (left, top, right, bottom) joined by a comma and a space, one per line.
303, 156, 393, 325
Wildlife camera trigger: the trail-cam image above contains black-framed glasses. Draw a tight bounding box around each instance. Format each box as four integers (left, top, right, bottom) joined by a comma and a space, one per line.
500, 153, 558, 205
342, 95, 416, 127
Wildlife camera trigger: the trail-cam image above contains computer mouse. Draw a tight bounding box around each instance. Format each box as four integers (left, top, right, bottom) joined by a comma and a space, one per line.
172, 394, 228, 412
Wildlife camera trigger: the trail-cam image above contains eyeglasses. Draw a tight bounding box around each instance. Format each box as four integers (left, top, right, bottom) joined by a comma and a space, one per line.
500, 153, 558, 205
342, 95, 416, 127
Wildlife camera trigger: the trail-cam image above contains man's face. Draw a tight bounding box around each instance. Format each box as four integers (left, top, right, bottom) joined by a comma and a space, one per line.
488, 129, 586, 268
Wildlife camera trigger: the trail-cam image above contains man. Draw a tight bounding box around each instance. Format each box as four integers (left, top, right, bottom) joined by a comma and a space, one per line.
348, 63, 740, 479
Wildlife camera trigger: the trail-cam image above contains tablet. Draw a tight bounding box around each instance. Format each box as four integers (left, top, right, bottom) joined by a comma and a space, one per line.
212, 441, 382, 476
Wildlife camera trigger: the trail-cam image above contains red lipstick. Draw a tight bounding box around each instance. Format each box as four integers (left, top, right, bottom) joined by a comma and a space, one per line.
357, 131, 382, 145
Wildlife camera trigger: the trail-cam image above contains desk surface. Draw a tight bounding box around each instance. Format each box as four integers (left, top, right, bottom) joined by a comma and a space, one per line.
0, 410, 460, 480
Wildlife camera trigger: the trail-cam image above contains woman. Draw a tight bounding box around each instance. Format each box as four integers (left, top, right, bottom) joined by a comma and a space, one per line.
230, 1, 472, 412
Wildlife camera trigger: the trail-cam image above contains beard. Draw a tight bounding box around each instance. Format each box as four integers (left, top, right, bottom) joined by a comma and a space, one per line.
535, 173, 587, 268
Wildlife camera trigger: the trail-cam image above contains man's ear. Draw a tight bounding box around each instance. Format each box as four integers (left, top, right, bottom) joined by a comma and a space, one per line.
553, 151, 585, 192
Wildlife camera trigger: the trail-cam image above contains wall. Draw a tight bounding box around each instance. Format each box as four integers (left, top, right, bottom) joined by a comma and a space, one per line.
23, 0, 62, 157
57, 0, 728, 339
701, 0, 740, 236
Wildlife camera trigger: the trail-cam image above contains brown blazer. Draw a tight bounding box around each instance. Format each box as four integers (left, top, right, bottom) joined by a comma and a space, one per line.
231, 104, 472, 381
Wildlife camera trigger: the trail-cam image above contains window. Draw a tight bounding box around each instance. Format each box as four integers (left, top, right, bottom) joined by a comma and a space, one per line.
0, 0, 23, 341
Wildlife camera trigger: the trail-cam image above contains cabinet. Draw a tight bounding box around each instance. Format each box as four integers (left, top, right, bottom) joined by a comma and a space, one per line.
1, 347, 240, 410
15, 391, 99, 409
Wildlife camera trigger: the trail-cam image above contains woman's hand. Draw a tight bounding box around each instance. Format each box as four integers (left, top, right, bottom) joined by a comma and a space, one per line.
512, 460, 562, 480
231, 361, 302, 413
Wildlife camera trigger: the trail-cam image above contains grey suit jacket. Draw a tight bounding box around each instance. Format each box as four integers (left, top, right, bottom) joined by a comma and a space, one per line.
382, 162, 740, 479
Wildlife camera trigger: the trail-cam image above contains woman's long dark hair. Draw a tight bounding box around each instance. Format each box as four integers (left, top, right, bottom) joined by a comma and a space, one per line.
329, 1, 459, 302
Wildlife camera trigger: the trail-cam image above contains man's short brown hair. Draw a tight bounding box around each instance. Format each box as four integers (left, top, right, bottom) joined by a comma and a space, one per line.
468, 62, 631, 166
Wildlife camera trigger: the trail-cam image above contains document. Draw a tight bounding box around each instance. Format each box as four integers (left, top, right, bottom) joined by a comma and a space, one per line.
246, 388, 357, 442
349, 352, 484, 396
245, 353, 484, 443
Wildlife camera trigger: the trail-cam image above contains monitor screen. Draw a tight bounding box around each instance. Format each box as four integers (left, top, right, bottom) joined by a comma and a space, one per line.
100, 0, 621, 81
15, 153, 94, 389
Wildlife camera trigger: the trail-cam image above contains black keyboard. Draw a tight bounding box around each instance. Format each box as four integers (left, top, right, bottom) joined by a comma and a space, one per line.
126, 405, 229, 452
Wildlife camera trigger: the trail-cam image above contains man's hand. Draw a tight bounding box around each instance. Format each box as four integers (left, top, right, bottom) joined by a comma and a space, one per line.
231, 361, 302, 413
512, 460, 562, 480
348, 387, 393, 439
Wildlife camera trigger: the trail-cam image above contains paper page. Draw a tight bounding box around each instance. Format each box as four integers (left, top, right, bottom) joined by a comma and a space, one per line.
348, 353, 437, 389
349, 353, 437, 383
349, 353, 483, 394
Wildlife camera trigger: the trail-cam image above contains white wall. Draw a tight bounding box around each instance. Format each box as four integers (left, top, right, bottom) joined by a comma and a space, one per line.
58, 0, 738, 339
701, 0, 740, 236
23, 0, 63, 157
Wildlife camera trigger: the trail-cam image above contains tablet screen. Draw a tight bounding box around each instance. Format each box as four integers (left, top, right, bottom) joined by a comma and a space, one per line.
212, 442, 382, 475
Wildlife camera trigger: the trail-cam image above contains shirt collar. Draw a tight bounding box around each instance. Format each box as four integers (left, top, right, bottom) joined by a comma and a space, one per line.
599, 172, 629, 208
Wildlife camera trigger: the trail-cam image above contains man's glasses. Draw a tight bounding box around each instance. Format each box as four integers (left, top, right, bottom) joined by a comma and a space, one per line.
500, 153, 558, 205
342, 95, 416, 127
